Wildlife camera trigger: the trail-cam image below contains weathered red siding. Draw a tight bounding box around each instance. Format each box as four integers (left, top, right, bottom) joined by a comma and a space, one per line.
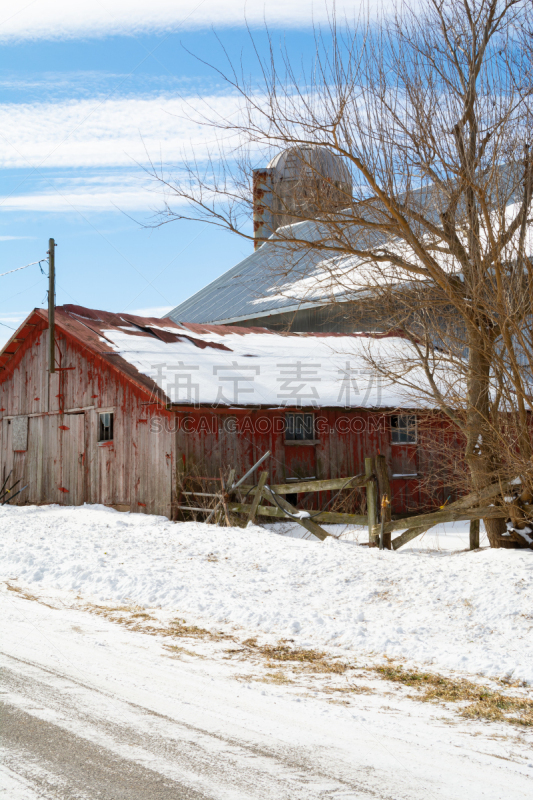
1, 312, 454, 519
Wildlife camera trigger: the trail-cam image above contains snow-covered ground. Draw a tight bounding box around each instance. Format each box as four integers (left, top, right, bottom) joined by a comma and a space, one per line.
2, 503, 533, 798
1, 504, 532, 684
3, 580, 532, 800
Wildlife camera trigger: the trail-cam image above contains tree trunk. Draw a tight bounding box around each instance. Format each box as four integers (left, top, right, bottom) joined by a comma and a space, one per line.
483, 517, 506, 549
464, 327, 503, 548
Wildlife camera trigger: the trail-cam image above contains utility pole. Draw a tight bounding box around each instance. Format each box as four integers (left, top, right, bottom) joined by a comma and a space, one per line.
48, 238, 56, 374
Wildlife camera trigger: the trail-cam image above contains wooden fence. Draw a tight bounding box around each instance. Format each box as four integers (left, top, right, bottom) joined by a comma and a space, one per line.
225, 453, 529, 550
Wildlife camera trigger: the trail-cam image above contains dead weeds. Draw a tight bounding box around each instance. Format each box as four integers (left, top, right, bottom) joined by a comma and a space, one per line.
373, 664, 533, 727
240, 639, 349, 674
5, 581, 54, 607
83, 603, 231, 645
8, 581, 529, 729
166, 617, 225, 639
260, 670, 294, 685
164, 644, 205, 659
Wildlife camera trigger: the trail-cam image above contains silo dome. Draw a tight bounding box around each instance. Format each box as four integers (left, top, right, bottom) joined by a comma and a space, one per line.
268, 144, 352, 188
252, 145, 353, 248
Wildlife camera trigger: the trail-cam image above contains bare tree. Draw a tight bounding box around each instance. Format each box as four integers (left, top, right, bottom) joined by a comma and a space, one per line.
148, 0, 533, 547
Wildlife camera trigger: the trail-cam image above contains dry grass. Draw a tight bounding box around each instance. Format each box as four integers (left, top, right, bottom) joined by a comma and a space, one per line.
87, 604, 158, 630
260, 670, 294, 685
166, 617, 219, 638
164, 644, 205, 659
373, 664, 533, 727
5, 582, 53, 607
83, 603, 230, 642
7, 581, 530, 729
238, 638, 349, 674
327, 684, 372, 695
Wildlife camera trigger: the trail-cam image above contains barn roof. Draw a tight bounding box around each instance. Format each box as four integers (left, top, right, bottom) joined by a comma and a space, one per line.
167, 166, 526, 326
165, 205, 464, 326
167, 218, 345, 325
0, 304, 455, 410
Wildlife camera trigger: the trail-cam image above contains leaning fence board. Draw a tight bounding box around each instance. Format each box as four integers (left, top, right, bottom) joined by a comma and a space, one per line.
388, 477, 524, 548
386, 496, 533, 550
240, 474, 368, 496
307, 511, 367, 525
392, 524, 434, 550
175, 506, 214, 513
231, 503, 289, 519
230, 502, 367, 525
181, 492, 220, 498
262, 488, 332, 541
248, 471, 268, 523
374, 504, 515, 537
451, 478, 519, 510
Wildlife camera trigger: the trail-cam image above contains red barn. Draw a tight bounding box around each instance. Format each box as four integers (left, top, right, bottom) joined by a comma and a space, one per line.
0, 305, 454, 518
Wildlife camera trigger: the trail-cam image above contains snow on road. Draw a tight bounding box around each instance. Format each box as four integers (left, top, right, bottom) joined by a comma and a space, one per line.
1, 503, 533, 684
2, 580, 533, 800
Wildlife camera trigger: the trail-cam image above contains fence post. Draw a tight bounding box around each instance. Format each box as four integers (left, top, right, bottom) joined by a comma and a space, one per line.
375, 454, 392, 549
365, 457, 378, 547
469, 518, 480, 550
248, 470, 269, 524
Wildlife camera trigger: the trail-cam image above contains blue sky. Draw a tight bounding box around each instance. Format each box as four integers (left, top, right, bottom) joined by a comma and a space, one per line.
0, 1, 365, 347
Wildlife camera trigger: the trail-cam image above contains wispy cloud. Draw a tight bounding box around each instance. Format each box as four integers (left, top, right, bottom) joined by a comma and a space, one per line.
0, 235, 32, 241
0, 1, 354, 43
0, 93, 247, 212
0, 71, 213, 103
0, 186, 152, 213
0, 94, 243, 169
0, 171, 184, 213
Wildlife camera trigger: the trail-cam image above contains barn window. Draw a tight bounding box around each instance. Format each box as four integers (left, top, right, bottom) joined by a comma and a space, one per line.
98, 412, 114, 442
391, 414, 417, 444
11, 416, 29, 451
285, 413, 315, 441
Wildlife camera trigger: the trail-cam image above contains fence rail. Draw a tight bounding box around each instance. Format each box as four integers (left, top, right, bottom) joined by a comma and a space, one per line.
180, 450, 530, 550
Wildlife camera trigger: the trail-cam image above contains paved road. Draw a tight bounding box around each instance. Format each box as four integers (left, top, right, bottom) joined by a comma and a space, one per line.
2, 589, 531, 800
0, 651, 386, 800
2, 695, 207, 800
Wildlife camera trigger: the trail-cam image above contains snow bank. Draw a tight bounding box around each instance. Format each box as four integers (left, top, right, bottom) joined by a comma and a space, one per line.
2, 504, 532, 683
264, 519, 492, 550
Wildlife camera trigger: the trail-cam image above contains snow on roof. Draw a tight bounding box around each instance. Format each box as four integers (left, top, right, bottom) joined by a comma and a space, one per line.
168, 181, 529, 326
0, 305, 457, 409
56, 305, 448, 409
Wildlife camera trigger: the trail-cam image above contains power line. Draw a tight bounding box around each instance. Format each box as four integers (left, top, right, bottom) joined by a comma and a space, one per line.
0, 259, 47, 279
0, 319, 15, 330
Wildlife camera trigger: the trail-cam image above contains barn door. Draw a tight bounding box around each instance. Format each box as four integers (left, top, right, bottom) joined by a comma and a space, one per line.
284, 445, 317, 482
59, 414, 85, 505
390, 414, 419, 513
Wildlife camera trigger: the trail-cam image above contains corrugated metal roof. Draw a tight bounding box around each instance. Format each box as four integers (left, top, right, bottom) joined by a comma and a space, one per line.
168, 219, 361, 325
167, 181, 447, 326
168, 165, 523, 326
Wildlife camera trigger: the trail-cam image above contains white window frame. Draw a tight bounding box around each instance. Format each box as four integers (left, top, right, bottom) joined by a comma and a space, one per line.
285, 412, 316, 442
391, 414, 417, 444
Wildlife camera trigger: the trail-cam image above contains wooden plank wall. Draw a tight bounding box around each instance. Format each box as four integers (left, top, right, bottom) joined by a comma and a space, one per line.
0, 325, 455, 519
172, 408, 442, 515
0, 326, 174, 517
